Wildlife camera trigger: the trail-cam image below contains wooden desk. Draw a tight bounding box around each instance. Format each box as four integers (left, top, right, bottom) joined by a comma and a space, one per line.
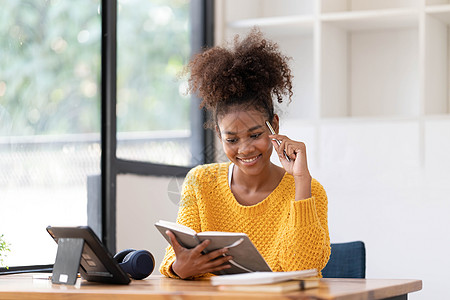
0, 273, 422, 300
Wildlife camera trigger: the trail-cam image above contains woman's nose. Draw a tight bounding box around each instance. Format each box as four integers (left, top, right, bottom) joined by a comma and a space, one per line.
237, 139, 255, 155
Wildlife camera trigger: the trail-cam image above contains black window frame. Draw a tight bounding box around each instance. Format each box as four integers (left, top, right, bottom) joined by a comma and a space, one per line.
102, 0, 215, 253
0, 0, 214, 274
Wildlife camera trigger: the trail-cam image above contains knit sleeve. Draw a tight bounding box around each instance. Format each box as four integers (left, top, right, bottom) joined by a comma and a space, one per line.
159, 167, 203, 278
276, 178, 331, 275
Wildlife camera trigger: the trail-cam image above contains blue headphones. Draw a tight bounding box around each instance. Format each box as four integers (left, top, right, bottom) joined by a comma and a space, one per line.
114, 249, 155, 280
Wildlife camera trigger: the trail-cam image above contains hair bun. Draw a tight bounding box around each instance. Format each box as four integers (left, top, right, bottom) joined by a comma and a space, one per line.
187, 28, 293, 118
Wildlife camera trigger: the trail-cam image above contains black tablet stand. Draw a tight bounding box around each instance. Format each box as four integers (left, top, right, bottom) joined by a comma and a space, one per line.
51, 238, 84, 285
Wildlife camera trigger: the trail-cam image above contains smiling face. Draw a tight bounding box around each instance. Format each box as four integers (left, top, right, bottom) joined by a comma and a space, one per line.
217, 107, 279, 177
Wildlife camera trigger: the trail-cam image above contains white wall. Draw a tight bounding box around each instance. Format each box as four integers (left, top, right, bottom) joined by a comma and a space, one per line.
280, 117, 450, 299
116, 174, 180, 275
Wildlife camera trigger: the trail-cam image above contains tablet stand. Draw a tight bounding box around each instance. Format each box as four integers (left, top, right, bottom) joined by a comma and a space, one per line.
52, 238, 84, 285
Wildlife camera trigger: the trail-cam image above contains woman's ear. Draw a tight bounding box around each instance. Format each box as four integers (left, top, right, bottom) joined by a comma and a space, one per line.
272, 114, 280, 134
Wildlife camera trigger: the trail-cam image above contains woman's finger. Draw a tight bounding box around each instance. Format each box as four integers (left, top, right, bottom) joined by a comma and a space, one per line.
278, 139, 291, 161
271, 139, 279, 152
166, 230, 184, 254
208, 263, 232, 273
192, 239, 211, 255
204, 247, 229, 261
269, 134, 287, 141
286, 143, 301, 160
203, 255, 233, 270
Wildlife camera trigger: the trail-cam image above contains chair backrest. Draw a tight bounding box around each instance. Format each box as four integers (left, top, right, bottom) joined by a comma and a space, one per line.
322, 241, 366, 278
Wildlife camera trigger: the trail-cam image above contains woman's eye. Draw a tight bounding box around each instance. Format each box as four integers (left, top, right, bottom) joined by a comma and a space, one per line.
226, 138, 237, 144
251, 133, 263, 139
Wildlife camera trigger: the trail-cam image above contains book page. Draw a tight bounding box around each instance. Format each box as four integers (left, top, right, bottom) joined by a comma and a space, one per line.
155, 220, 197, 235
197, 231, 245, 236
196, 234, 272, 275
154, 221, 199, 249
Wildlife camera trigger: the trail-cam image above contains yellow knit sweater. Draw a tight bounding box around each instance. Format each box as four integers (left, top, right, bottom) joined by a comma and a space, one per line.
159, 162, 330, 278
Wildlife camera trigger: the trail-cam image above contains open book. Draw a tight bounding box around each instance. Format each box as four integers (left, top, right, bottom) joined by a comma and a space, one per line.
154, 220, 272, 275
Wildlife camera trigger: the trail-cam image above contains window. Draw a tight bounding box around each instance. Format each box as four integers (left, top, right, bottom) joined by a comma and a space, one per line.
0, 0, 101, 267
0, 0, 213, 270
117, 0, 193, 166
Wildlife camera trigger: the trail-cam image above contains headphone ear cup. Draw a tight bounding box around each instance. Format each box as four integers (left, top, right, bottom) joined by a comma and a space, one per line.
114, 249, 135, 263
115, 249, 155, 280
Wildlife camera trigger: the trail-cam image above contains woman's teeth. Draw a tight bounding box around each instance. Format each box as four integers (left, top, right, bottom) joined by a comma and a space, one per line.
240, 155, 259, 163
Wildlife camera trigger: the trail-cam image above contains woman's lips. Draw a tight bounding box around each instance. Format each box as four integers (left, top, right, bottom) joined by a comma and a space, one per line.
237, 154, 262, 164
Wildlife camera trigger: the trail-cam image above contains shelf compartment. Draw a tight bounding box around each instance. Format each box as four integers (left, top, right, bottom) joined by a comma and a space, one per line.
275, 35, 316, 120
321, 8, 419, 31
320, 24, 420, 118
321, 0, 420, 13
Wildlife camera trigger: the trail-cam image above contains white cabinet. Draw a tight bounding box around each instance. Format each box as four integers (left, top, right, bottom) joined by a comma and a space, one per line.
215, 0, 450, 120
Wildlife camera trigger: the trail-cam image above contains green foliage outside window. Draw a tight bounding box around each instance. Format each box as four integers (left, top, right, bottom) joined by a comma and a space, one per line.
0, 234, 11, 269
0, 0, 101, 136
116, 0, 191, 132
0, 0, 191, 136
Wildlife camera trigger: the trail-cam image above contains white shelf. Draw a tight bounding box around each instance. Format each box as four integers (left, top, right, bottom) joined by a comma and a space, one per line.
425, 4, 450, 23
321, 0, 420, 13
321, 8, 419, 31
426, 0, 450, 6
221, 0, 315, 22
217, 0, 450, 119
228, 15, 315, 36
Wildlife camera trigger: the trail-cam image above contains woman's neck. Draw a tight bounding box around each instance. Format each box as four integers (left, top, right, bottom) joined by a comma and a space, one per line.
232, 162, 285, 194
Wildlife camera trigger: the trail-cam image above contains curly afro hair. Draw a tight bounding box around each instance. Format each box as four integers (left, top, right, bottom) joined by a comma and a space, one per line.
186, 28, 293, 125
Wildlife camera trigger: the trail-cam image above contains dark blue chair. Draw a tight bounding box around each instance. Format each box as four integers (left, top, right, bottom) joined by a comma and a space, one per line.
322, 241, 366, 278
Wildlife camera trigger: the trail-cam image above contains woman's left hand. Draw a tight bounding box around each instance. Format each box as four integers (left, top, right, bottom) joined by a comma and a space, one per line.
269, 134, 312, 199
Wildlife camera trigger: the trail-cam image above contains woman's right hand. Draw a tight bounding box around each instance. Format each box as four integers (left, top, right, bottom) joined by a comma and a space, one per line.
166, 230, 233, 279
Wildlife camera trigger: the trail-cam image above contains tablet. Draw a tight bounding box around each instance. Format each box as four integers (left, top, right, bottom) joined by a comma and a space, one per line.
46, 226, 130, 284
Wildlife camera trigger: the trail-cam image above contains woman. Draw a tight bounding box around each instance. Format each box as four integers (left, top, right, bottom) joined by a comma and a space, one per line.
160, 29, 330, 279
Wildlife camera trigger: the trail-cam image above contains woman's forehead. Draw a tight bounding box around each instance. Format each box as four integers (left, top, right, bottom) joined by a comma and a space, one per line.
218, 110, 266, 134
